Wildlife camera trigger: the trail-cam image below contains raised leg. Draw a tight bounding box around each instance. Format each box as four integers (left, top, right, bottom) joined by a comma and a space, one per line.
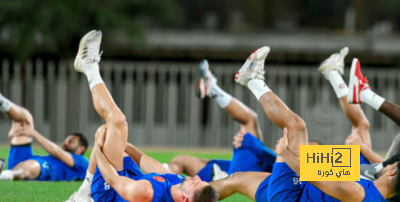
378, 101, 400, 127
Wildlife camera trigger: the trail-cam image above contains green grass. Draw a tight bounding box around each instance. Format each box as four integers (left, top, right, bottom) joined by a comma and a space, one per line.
0, 147, 251, 202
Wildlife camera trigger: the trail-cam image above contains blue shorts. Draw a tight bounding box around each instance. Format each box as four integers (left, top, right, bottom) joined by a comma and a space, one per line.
360, 153, 370, 165
197, 159, 230, 182
228, 133, 276, 174
255, 175, 272, 202
266, 163, 302, 202
91, 156, 143, 202
7, 145, 34, 169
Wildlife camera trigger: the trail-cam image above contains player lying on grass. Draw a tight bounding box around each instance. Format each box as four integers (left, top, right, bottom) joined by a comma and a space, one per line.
66, 30, 218, 202
164, 59, 277, 182
166, 59, 322, 182
208, 46, 400, 202
0, 94, 88, 181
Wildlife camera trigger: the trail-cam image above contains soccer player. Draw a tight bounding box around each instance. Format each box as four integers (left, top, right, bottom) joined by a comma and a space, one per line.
0, 93, 89, 181
210, 46, 399, 202
164, 59, 277, 182
66, 30, 218, 202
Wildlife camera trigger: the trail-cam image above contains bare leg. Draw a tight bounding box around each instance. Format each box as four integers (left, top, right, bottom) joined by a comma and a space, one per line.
10, 160, 41, 180
223, 98, 262, 140
379, 101, 400, 127
210, 172, 270, 200
258, 92, 307, 158
90, 83, 127, 171
168, 155, 209, 176
338, 96, 371, 148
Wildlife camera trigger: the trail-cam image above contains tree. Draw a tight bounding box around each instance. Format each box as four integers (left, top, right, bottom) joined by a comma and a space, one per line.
0, 0, 183, 59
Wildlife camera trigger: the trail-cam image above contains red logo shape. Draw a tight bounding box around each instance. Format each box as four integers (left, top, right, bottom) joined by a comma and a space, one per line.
153, 176, 166, 182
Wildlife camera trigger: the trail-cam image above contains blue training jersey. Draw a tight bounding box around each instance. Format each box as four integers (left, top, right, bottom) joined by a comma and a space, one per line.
30, 153, 88, 181
300, 179, 388, 202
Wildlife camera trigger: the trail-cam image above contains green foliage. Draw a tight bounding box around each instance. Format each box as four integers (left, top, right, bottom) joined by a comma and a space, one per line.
0, 0, 183, 59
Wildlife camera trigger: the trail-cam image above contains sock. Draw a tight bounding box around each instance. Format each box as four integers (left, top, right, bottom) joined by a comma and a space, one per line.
382, 151, 400, 167
327, 71, 349, 98
85, 63, 104, 90
210, 85, 232, 108
247, 79, 271, 101
374, 163, 383, 172
0, 93, 12, 113
0, 170, 13, 181
360, 89, 385, 110
76, 171, 94, 198
162, 163, 171, 172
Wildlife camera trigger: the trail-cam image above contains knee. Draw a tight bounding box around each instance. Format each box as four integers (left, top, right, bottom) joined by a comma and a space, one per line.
358, 119, 370, 131
170, 155, 187, 165
288, 116, 306, 132
107, 110, 127, 131
95, 125, 107, 141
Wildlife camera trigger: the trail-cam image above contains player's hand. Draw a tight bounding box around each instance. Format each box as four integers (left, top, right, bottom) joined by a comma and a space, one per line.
275, 128, 289, 156
9, 121, 35, 138
95, 126, 107, 149
345, 128, 362, 145
232, 130, 246, 149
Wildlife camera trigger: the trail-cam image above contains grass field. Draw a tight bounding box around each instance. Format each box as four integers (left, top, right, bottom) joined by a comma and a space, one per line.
0, 147, 252, 202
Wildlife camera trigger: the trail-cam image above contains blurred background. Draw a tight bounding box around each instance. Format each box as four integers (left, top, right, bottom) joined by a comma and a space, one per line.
0, 0, 399, 152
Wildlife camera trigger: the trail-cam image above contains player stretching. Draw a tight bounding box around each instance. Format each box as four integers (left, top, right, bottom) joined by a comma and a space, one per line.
0, 94, 88, 181
165, 59, 277, 182
66, 30, 218, 202
209, 46, 400, 202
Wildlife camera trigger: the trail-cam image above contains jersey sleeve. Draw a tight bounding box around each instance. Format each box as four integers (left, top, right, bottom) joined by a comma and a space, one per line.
70, 154, 89, 172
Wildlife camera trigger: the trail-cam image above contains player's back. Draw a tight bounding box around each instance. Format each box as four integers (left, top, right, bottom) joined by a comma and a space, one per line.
30, 153, 88, 181
300, 179, 387, 202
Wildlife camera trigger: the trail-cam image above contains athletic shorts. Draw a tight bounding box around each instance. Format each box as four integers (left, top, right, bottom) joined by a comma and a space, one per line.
266, 163, 302, 202
7, 144, 34, 169
228, 133, 276, 174
360, 153, 370, 164
255, 175, 272, 202
91, 156, 142, 202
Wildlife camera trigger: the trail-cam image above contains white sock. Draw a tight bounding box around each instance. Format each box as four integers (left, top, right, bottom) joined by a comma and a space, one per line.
360, 89, 385, 110
327, 71, 349, 98
76, 171, 94, 198
162, 163, 171, 172
210, 85, 232, 108
0, 170, 13, 181
0, 93, 12, 113
247, 79, 271, 100
375, 163, 383, 172
86, 63, 104, 90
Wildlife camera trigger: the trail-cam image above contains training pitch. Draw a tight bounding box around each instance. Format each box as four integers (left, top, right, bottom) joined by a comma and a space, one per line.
0, 147, 251, 202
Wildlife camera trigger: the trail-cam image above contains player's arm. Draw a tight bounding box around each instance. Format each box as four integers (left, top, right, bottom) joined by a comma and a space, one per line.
29, 130, 75, 167
276, 129, 365, 202
94, 146, 154, 202
125, 143, 174, 174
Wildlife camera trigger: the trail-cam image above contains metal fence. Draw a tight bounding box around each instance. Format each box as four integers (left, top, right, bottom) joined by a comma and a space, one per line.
0, 59, 399, 152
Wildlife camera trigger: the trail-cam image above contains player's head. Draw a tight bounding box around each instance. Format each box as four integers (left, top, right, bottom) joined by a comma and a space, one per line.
375, 162, 400, 194
178, 175, 219, 202
309, 140, 322, 145
62, 132, 88, 155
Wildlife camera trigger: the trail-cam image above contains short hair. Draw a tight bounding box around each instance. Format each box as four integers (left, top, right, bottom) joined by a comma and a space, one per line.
309, 140, 323, 145
394, 163, 400, 194
71, 132, 88, 155
194, 185, 219, 202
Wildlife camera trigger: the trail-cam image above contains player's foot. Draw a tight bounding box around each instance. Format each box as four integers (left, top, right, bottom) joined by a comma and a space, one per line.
347, 58, 370, 104
64, 192, 94, 202
235, 46, 270, 86
0, 159, 5, 174
74, 30, 103, 74
318, 47, 349, 79
195, 59, 217, 98
360, 163, 382, 181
